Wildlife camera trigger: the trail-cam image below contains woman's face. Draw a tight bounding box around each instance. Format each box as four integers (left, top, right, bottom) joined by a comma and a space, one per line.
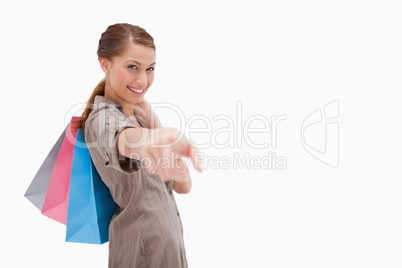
101, 42, 156, 106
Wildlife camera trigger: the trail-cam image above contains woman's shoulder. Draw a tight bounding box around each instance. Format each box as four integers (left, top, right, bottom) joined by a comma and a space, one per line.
85, 95, 137, 136
93, 95, 124, 113
87, 96, 125, 121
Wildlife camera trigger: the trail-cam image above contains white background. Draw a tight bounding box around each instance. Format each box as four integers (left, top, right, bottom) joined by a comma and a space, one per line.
1, 0, 401, 267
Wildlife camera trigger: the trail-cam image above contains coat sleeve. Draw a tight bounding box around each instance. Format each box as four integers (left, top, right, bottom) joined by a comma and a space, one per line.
85, 105, 141, 175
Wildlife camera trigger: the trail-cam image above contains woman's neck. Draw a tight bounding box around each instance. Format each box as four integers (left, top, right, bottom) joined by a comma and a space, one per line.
104, 80, 135, 117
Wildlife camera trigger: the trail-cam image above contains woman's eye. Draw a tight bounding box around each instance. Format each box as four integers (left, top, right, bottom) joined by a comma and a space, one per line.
128, 65, 138, 70
147, 67, 155, 71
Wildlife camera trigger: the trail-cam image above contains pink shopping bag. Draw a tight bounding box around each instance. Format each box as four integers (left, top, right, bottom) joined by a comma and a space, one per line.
41, 117, 79, 225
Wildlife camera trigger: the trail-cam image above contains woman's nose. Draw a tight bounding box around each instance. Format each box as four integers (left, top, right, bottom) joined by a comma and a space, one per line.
136, 71, 147, 86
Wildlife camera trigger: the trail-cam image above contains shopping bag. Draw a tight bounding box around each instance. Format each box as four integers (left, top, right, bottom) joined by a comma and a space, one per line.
66, 128, 117, 244
24, 124, 69, 211
41, 117, 79, 225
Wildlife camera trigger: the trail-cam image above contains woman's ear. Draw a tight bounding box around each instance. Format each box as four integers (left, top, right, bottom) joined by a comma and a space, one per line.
99, 57, 111, 74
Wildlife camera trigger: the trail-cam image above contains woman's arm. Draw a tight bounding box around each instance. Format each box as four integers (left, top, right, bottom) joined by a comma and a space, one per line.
172, 156, 192, 194
118, 127, 202, 182
132, 99, 191, 192
173, 178, 192, 194
133, 98, 162, 129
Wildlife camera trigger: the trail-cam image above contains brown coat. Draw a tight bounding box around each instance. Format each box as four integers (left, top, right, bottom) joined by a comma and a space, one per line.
85, 95, 188, 268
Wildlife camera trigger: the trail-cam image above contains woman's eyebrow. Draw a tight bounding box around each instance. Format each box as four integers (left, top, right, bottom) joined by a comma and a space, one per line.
125, 60, 156, 66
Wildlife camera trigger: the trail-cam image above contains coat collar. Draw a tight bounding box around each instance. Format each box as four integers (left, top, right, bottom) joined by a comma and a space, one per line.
93, 95, 124, 112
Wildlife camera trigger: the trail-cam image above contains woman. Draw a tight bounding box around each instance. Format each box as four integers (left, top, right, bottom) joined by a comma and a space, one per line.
76, 23, 202, 268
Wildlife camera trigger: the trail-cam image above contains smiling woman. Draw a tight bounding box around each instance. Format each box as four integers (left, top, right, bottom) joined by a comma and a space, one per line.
73, 23, 202, 268
75, 24, 157, 134
100, 42, 156, 117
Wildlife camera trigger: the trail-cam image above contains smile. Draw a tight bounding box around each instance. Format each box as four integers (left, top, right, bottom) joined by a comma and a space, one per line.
127, 86, 145, 94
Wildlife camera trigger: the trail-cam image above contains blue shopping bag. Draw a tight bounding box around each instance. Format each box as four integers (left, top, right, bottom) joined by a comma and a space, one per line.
66, 129, 118, 244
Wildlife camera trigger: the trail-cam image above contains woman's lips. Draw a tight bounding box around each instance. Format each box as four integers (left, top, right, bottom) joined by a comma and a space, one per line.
127, 86, 145, 94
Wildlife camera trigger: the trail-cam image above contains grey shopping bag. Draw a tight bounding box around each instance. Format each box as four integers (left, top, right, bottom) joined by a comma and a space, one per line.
24, 124, 69, 210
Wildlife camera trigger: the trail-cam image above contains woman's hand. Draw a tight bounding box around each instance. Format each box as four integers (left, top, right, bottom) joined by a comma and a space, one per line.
118, 127, 203, 182
172, 156, 192, 194
142, 127, 202, 181
133, 98, 162, 128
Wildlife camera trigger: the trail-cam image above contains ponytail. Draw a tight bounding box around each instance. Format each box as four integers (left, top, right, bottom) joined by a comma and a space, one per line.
74, 78, 106, 139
